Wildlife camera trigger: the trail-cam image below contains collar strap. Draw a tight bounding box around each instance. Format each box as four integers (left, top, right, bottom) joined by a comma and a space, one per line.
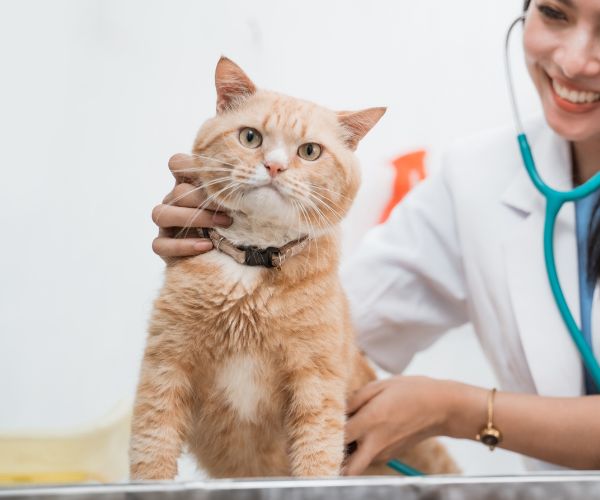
201, 228, 309, 269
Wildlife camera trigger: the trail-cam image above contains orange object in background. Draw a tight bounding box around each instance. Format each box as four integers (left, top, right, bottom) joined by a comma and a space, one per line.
379, 150, 427, 223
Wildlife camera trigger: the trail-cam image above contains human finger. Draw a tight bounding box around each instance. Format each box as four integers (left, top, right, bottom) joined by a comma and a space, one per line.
347, 381, 385, 416
168, 153, 202, 183
151, 204, 232, 229
345, 402, 380, 445
152, 236, 213, 258
163, 183, 207, 208
342, 438, 378, 476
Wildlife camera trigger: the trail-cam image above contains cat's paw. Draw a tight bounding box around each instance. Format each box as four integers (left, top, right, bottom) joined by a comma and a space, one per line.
129, 461, 177, 481
291, 455, 341, 478
293, 465, 340, 477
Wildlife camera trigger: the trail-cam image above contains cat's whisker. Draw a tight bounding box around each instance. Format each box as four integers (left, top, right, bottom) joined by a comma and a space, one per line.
297, 199, 322, 272
283, 187, 315, 232
156, 175, 236, 224
157, 173, 234, 220
176, 182, 238, 239
203, 176, 255, 213
307, 183, 353, 202
166, 184, 205, 207
306, 191, 345, 223
198, 182, 239, 213
305, 187, 348, 214
167, 166, 233, 174
231, 171, 254, 182
303, 196, 340, 237
284, 183, 343, 230
289, 198, 301, 237
308, 204, 322, 272
292, 199, 312, 280
198, 175, 236, 190
284, 180, 348, 220
291, 198, 313, 276
167, 167, 233, 180
287, 179, 352, 205
189, 153, 238, 169
153, 184, 206, 225
292, 183, 345, 222
311, 195, 346, 216
214, 181, 244, 214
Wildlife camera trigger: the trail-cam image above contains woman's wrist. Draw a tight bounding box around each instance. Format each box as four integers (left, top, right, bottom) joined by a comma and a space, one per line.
440, 380, 488, 440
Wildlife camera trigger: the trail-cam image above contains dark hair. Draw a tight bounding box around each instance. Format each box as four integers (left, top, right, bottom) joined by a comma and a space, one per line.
523, 0, 531, 10
589, 201, 600, 282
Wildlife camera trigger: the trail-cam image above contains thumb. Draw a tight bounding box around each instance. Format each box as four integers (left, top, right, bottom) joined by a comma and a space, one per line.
347, 381, 384, 416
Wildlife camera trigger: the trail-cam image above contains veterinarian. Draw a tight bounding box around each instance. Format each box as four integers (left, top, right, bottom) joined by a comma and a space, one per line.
151, 0, 600, 475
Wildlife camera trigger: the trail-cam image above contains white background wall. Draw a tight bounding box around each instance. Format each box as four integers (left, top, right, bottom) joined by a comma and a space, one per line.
0, 0, 542, 475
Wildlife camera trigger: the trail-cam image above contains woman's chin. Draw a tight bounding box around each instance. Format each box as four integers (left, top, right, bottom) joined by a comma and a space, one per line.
544, 110, 600, 143
541, 87, 600, 143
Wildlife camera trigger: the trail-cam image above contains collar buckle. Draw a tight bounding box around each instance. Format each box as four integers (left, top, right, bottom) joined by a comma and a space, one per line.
243, 246, 280, 268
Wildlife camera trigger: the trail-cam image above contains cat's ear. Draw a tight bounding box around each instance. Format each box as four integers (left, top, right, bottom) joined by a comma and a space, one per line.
215, 56, 256, 113
337, 107, 387, 150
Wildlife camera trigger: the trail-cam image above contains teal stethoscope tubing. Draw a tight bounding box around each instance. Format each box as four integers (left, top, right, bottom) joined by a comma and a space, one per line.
517, 133, 600, 391
386, 458, 424, 476
506, 16, 600, 391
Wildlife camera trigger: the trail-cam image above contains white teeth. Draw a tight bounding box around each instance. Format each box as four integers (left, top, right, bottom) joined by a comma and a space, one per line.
552, 79, 600, 104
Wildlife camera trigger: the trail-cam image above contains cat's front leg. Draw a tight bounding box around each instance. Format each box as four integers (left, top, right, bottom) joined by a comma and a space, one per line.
286, 367, 346, 477
129, 333, 194, 480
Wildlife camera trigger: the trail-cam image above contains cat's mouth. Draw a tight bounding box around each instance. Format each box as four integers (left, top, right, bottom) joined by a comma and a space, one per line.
249, 181, 287, 200
257, 183, 283, 195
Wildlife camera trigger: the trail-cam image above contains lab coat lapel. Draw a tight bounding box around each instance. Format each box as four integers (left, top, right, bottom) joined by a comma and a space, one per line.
502, 125, 583, 396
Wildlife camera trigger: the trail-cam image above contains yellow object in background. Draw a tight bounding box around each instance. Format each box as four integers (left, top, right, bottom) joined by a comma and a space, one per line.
0, 401, 131, 485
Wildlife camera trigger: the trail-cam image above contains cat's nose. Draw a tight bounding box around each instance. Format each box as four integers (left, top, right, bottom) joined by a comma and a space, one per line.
264, 162, 287, 178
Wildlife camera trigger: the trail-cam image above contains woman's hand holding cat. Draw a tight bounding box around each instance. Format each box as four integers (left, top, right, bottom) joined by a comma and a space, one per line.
152, 153, 233, 259
343, 375, 465, 475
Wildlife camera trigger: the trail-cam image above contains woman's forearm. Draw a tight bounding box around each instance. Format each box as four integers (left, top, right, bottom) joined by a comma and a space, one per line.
444, 382, 600, 469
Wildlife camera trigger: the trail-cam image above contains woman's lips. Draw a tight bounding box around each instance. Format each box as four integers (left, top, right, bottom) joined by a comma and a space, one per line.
547, 74, 600, 114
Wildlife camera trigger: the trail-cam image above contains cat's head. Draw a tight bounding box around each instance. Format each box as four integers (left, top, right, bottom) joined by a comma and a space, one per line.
192, 57, 385, 239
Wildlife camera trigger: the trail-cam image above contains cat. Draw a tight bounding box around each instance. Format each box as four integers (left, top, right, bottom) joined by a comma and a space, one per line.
129, 56, 457, 479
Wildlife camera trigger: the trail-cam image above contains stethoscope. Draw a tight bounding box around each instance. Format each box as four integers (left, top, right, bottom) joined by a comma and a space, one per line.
387, 15, 600, 478
505, 15, 600, 392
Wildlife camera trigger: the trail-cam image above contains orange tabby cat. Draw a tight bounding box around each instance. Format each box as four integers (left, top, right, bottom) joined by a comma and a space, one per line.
129, 57, 457, 479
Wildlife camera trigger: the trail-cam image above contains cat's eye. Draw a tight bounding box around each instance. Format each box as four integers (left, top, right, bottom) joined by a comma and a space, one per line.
239, 127, 263, 149
298, 143, 322, 161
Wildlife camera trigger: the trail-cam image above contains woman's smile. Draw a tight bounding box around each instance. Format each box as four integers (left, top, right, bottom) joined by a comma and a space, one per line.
548, 73, 600, 113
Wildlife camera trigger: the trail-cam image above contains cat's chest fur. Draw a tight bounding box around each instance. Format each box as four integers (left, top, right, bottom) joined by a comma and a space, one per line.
200, 250, 265, 295
178, 251, 283, 422
212, 353, 278, 423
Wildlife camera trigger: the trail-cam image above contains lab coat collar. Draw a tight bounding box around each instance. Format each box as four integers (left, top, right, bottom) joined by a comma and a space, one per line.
501, 119, 585, 396
500, 120, 572, 215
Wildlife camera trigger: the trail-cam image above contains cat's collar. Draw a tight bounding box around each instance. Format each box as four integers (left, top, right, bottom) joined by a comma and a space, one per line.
200, 228, 309, 269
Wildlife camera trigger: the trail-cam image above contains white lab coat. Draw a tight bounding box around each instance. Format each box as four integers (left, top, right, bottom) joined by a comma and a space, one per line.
341, 118, 600, 470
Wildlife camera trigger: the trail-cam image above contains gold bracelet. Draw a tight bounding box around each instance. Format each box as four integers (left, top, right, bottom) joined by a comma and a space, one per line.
476, 388, 503, 451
